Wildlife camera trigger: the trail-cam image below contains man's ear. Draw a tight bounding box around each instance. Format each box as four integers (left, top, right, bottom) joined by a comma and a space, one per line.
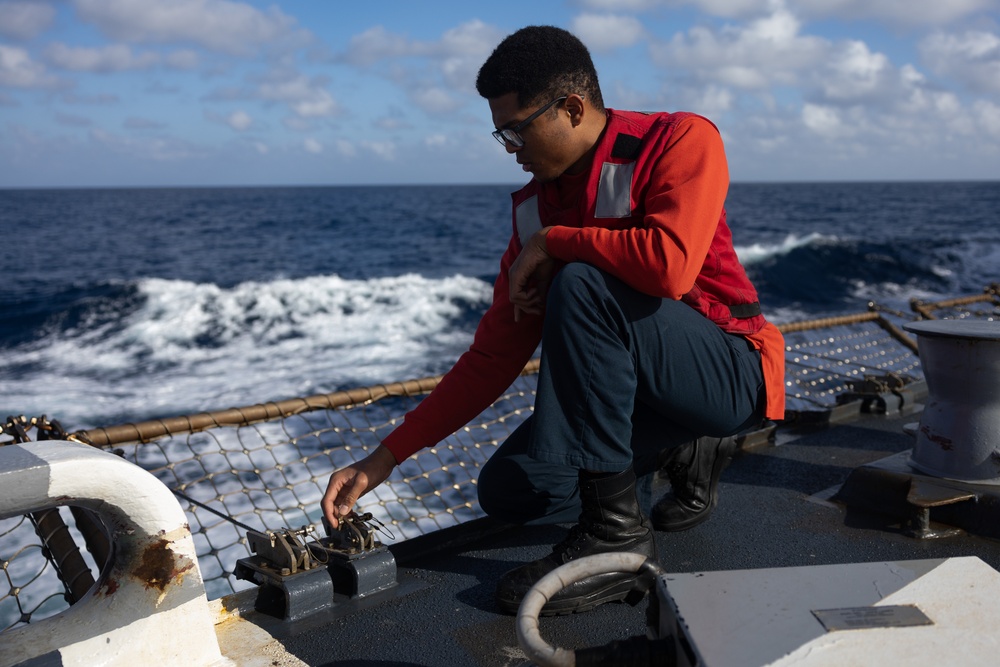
565, 93, 586, 127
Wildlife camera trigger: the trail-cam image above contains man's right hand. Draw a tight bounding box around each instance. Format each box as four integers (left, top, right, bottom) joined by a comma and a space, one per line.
509, 227, 556, 322
321, 445, 396, 528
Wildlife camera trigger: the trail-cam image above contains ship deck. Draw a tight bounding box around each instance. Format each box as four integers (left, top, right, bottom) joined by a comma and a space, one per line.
220, 403, 1000, 666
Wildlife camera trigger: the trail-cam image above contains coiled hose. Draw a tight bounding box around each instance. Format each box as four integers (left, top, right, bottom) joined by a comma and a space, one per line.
516, 552, 670, 667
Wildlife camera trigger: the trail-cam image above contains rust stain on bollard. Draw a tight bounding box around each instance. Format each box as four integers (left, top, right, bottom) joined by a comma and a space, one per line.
920, 425, 953, 451
133, 536, 195, 594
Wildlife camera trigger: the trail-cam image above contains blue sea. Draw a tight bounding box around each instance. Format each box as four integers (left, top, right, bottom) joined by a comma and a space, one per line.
2, 181, 998, 432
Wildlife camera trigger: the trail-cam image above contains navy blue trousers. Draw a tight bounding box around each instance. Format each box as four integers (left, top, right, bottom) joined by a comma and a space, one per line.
477, 263, 764, 524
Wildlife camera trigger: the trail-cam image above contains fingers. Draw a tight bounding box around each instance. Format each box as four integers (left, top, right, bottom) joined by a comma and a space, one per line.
320, 446, 397, 531
512, 298, 543, 322
321, 478, 344, 529
336, 495, 356, 520
508, 245, 541, 302
321, 470, 363, 529
513, 283, 546, 316
509, 235, 556, 322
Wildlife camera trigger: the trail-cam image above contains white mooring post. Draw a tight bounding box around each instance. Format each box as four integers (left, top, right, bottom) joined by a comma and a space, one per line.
0, 440, 232, 667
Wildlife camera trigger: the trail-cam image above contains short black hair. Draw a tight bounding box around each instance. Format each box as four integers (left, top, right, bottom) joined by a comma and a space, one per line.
476, 25, 605, 111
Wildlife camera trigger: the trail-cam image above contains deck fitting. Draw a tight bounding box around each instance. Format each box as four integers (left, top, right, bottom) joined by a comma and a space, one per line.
833, 450, 1000, 540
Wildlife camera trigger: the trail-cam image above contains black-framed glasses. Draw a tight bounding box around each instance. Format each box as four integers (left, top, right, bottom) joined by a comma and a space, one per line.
492, 96, 567, 148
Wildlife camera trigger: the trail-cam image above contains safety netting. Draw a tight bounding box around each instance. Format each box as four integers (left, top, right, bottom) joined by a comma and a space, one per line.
2, 286, 998, 632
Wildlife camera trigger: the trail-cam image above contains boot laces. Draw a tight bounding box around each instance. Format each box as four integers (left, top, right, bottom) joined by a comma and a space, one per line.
552, 522, 596, 563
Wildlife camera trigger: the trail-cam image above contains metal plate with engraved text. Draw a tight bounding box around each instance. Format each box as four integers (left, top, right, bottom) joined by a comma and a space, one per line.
812, 604, 933, 631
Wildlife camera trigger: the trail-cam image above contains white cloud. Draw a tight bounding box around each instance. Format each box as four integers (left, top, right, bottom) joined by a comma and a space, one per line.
0, 1, 56, 40
438, 20, 503, 59
974, 100, 1000, 139
226, 110, 253, 131
410, 86, 461, 114
89, 127, 205, 161
340, 19, 497, 67
254, 74, 340, 118
821, 40, 893, 101
689, 85, 735, 115
45, 43, 159, 72
794, 0, 996, 26
55, 112, 92, 128
62, 91, 119, 105
204, 108, 256, 131
920, 30, 1000, 94
0, 44, 60, 88
4, 3, 997, 186
933, 92, 963, 116
581, 0, 769, 15
688, 0, 783, 19
437, 20, 504, 90
165, 50, 200, 70
648, 3, 957, 122
282, 116, 310, 131
335, 139, 356, 157
651, 7, 826, 90
374, 114, 411, 131
571, 14, 646, 52
363, 140, 397, 161
716, 65, 770, 89
124, 117, 166, 130
579, 0, 662, 10
292, 91, 337, 117
339, 20, 503, 99
801, 103, 844, 138
72, 0, 311, 57
340, 25, 426, 67
627, 0, 996, 24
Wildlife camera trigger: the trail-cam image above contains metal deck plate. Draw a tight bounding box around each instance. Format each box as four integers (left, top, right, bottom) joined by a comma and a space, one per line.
662, 557, 1000, 667
811, 604, 932, 631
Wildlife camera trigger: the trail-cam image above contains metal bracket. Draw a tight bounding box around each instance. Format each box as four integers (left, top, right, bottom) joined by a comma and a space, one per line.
903, 478, 975, 539
245, 526, 321, 575
837, 374, 924, 415
234, 515, 397, 622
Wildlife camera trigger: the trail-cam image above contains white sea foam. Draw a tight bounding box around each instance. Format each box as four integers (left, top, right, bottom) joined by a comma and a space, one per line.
735, 233, 834, 265
846, 279, 939, 305
4, 273, 492, 430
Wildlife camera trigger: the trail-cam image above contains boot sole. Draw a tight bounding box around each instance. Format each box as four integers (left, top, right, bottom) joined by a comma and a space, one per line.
652, 496, 718, 532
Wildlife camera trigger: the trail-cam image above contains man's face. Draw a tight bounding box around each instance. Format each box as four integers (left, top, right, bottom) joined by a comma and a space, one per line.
488, 92, 581, 183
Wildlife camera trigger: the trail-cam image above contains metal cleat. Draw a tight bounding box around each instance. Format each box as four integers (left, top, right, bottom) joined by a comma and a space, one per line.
837, 373, 925, 415
234, 513, 397, 622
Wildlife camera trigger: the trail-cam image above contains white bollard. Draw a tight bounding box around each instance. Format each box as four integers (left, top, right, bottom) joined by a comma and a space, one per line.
0, 440, 232, 667
904, 320, 1000, 484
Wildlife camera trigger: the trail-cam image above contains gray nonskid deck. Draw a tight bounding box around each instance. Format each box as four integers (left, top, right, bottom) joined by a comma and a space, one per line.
255, 408, 1000, 666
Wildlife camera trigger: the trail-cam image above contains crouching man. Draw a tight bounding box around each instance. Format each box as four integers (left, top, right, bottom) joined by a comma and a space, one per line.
321, 25, 785, 616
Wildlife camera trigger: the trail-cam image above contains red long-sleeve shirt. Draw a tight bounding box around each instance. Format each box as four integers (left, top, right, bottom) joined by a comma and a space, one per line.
382, 113, 785, 463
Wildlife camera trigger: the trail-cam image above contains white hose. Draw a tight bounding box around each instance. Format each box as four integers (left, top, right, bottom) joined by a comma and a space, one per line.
516, 551, 654, 667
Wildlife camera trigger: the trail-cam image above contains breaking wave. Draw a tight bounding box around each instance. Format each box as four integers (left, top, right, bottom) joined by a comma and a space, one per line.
2, 273, 492, 430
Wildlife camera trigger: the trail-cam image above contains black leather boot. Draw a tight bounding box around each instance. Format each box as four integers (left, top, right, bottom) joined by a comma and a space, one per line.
651, 435, 738, 532
495, 467, 657, 615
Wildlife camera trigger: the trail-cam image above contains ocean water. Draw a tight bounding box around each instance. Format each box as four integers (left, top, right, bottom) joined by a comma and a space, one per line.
2, 181, 998, 431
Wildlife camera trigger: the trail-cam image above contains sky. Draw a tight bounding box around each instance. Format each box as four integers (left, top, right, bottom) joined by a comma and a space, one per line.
1, 0, 998, 188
